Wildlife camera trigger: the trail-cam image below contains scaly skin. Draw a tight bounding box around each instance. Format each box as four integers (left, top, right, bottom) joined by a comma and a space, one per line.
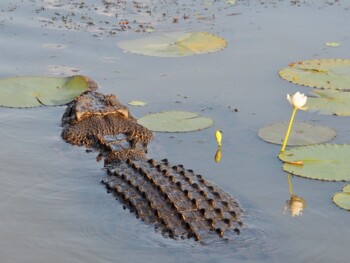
61, 85, 243, 241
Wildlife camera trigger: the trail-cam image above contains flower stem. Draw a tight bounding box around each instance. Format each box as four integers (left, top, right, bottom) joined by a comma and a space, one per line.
281, 107, 297, 153
287, 174, 293, 196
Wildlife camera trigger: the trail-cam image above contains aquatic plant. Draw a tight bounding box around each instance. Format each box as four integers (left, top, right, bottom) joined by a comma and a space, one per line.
215, 130, 222, 147
280, 92, 307, 153
137, 110, 213, 132
118, 32, 227, 57
258, 121, 336, 146
279, 59, 350, 90
0, 75, 92, 108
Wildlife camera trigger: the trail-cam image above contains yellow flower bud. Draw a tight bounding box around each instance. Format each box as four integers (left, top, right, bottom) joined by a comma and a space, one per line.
215, 130, 222, 147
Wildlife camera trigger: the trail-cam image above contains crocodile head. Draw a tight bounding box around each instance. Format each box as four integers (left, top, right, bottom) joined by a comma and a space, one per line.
61, 91, 153, 161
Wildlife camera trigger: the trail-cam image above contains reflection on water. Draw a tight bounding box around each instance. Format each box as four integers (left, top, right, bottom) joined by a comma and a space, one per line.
214, 148, 222, 163
1, 0, 350, 262
284, 174, 307, 217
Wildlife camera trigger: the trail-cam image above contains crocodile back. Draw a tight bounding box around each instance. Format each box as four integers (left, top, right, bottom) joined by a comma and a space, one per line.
61, 89, 243, 241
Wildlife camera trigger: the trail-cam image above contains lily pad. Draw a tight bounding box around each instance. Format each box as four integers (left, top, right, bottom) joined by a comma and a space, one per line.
258, 121, 336, 145
343, 185, 350, 193
128, 100, 146, 106
137, 110, 214, 132
326, 42, 341, 47
279, 144, 350, 181
306, 89, 350, 116
117, 32, 227, 57
333, 184, 350, 211
279, 59, 350, 90
0, 75, 92, 108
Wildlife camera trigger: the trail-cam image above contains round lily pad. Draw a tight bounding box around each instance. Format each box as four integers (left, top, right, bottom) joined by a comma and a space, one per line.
128, 100, 146, 106
333, 184, 350, 211
279, 144, 350, 181
0, 75, 92, 108
326, 42, 341, 47
117, 32, 227, 57
306, 89, 350, 116
258, 121, 336, 146
137, 110, 214, 132
279, 59, 350, 90
343, 185, 350, 193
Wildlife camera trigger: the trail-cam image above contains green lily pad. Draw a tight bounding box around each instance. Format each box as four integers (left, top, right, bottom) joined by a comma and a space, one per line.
128, 100, 146, 106
333, 184, 350, 211
279, 144, 350, 181
117, 32, 227, 57
326, 42, 341, 47
0, 75, 92, 108
306, 89, 350, 116
137, 110, 214, 132
279, 59, 350, 90
343, 185, 350, 193
258, 121, 336, 145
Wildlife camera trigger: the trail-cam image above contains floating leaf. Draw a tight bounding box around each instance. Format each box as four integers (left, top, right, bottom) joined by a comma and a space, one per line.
279, 144, 350, 181
137, 110, 213, 132
333, 184, 350, 211
226, 0, 236, 4
279, 59, 350, 90
128, 100, 146, 106
306, 89, 350, 116
117, 32, 227, 57
343, 185, 350, 193
258, 121, 336, 145
0, 75, 91, 108
326, 42, 341, 47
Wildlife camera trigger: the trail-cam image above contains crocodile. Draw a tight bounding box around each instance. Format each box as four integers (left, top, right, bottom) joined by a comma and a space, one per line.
61, 82, 243, 241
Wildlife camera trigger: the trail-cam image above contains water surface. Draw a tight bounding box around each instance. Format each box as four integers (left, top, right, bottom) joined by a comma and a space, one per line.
1, 1, 350, 262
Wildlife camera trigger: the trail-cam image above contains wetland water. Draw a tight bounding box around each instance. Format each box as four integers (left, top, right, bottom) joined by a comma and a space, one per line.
1, 0, 350, 262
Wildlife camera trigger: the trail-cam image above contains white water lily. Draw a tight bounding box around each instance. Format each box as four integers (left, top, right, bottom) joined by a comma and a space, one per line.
287, 92, 307, 110
281, 92, 308, 153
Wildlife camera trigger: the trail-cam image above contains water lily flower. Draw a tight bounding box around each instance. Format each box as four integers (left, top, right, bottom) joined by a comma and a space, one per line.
281, 92, 308, 153
287, 92, 307, 110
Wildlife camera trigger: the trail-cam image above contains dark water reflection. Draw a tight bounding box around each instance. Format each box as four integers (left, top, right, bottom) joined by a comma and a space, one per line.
1, 0, 350, 262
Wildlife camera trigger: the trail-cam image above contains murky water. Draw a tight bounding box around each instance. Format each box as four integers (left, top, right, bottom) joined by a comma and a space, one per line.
1, 0, 350, 262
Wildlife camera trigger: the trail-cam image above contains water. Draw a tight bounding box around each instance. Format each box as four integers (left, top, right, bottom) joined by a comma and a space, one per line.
1, 1, 350, 262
